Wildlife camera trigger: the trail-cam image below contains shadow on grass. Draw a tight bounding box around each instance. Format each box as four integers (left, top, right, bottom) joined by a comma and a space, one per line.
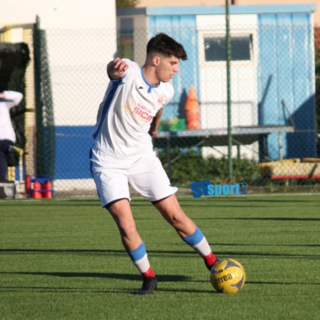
178, 198, 320, 203
0, 286, 137, 294
0, 285, 216, 295
195, 217, 320, 221
0, 201, 263, 209
215, 242, 317, 248
0, 248, 195, 255
246, 280, 320, 286
156, 288, 215, 294
0, 203, 100, 208
0, 271, 188, 282
0, 271, 218, 295
0, 248, 319, 259
0, 271, 213, 294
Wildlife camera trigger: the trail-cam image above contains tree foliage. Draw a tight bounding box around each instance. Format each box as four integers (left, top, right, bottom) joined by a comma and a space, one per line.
116, 0, 139, 8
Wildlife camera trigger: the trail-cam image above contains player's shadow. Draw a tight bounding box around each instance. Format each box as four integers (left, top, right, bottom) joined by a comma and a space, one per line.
0, 271, 217, 295
0, 271, 188, 283
0, 286, 139, 294
156, 287, 216, 294
0, 271, 207, 295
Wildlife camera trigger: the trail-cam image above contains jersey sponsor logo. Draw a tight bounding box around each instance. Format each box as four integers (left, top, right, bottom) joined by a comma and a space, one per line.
136, 103, 151, 114
133, 106, 153, 121
122, 103, 154, 123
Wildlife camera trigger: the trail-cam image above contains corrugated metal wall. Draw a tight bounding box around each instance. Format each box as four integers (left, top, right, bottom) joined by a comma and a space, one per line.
258, 12, 316, 159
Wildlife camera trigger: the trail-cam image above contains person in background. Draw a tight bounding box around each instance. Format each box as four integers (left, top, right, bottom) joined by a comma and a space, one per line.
0, 90, 23, 182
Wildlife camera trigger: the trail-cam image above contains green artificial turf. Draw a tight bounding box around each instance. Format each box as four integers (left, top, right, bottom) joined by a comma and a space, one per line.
0, 195, 319, 320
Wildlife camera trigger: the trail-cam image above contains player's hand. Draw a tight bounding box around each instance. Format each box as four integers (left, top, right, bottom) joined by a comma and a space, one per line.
113, 57, 129, 73
107, 58, 129, 79
149, 126, 159, 137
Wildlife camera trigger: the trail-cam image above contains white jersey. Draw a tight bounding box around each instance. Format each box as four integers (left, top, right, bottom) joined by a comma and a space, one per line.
92, 59, 174, 159
0, 91, 23, 142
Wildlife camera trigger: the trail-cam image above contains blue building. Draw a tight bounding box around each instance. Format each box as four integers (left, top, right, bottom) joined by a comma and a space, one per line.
117, 4, 317, 162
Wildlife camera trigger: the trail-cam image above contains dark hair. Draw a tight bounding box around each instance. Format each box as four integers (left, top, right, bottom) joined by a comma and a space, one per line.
147, 33, 187, 60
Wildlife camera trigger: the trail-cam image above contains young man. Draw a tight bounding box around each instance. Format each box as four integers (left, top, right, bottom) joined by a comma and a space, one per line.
0, 90, 23, 182
90, 33, 218, 294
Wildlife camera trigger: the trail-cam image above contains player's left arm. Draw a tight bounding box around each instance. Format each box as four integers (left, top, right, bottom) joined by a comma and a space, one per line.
149, 108, 163, 137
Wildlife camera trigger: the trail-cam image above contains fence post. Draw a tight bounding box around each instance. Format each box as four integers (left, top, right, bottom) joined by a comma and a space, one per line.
225, 0, 233, 181
33, 16, 55, 180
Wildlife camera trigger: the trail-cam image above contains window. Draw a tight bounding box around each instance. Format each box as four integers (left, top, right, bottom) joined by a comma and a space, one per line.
118, 18, 134, 60
204, 34, 253, 62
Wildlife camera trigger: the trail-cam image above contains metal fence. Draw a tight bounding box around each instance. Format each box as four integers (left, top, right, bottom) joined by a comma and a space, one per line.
1, 23, 320, 196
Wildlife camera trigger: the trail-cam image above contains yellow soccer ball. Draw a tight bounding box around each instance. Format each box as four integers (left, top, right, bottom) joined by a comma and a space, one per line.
210, 258, 246, 294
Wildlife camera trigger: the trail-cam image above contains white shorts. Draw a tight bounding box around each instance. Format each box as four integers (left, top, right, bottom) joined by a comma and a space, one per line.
90, 147, 178, 207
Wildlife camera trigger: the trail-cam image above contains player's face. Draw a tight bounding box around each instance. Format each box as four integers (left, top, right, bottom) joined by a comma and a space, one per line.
156, 55, 180, 83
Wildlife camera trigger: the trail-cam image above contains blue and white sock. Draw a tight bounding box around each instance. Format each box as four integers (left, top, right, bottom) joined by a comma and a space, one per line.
182, 227, 217, 268
182, 227, 212, 256
127, 242, 155, 277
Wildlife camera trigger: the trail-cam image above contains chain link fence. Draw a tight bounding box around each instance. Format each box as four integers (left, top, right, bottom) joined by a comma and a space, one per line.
1, 20, 320, 196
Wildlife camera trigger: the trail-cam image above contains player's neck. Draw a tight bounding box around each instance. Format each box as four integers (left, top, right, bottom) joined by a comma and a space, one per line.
141, 66, 160, 86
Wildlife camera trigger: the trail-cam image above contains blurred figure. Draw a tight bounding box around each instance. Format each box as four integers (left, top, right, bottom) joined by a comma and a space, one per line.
0, 90, 23, 182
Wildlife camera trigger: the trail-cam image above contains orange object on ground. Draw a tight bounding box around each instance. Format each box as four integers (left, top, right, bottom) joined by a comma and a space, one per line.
33, 181, 42, 199
185, 85, 200, 130
25, 175, 31, 196
42, 181, 53, 198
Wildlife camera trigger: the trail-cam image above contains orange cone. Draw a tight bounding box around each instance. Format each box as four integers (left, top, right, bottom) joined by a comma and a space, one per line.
185, 85, 200, 130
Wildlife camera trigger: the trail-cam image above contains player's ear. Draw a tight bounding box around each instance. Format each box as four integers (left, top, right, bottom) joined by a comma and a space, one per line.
152, 55, 161, 66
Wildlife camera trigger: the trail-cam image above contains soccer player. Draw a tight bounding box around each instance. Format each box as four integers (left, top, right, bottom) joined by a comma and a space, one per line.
90, 33, 218, 294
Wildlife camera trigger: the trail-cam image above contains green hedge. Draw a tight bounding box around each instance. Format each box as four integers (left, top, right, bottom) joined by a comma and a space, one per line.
158, 148, 259, 187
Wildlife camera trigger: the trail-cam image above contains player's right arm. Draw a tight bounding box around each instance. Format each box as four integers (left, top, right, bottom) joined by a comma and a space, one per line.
149, 108, 163, 137
107, 57, 129, 80
1, 91, 23, 108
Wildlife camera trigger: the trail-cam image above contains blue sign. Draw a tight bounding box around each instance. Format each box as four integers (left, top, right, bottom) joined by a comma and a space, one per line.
190, 180, 248, 198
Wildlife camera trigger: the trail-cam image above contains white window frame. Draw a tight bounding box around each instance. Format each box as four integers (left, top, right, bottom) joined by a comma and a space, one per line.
198, 29, 257, 68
